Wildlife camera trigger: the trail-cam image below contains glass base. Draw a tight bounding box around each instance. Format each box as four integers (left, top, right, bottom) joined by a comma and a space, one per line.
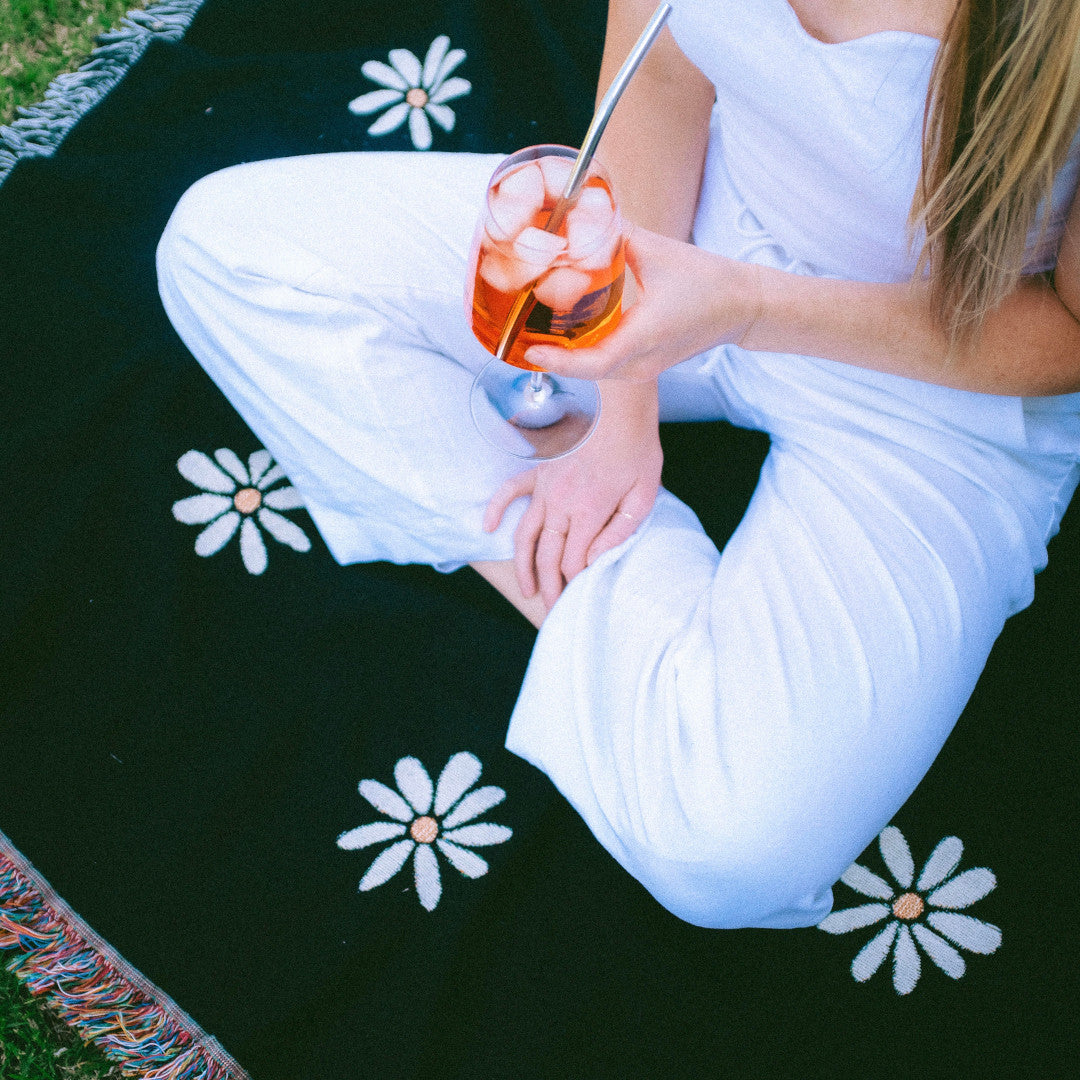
470, 359, 600, 461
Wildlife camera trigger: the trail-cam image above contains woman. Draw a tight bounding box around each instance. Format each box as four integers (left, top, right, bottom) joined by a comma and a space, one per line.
157, 0, 1080, 928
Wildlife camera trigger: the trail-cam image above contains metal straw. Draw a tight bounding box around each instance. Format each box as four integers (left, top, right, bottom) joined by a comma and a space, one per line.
494, 3, 672, 363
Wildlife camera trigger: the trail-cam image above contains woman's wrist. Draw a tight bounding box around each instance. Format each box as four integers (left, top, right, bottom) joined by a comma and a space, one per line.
597, 374, 659, 423
729, 258, 766, 350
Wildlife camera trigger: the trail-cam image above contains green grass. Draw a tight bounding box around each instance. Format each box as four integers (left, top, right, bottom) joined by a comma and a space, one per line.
0, 964, 124, 1080
1, 0, 151, 126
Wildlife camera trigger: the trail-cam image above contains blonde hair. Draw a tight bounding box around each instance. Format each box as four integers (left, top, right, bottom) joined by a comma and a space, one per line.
912, 0, 1080, 343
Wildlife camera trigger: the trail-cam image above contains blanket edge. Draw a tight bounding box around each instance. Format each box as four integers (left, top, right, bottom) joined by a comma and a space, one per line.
1, 827, 251, 1080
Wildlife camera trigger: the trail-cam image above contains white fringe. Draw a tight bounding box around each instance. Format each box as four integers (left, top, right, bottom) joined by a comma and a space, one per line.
0, 1, 207, 186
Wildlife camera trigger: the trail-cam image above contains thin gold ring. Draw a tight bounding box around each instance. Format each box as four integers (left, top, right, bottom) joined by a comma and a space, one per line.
542, 526, 568, 538
618, 511, 636, 521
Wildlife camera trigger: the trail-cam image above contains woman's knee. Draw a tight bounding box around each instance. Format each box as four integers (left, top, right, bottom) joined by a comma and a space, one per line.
622, 811, 840, 930
157, 167, 249, 293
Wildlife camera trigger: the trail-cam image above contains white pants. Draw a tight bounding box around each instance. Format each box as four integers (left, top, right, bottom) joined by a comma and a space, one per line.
157, 152, 1080, 928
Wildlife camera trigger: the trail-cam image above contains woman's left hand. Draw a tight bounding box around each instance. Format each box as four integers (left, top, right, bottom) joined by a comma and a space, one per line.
524, 226, 762, 383
482, 380, 663, 610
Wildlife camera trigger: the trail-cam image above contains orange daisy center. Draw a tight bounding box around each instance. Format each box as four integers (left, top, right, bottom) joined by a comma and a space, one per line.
892, 892, 925, 921
233, 487, 262, 514
410, 816, 439, 844
405, 87, 429, 108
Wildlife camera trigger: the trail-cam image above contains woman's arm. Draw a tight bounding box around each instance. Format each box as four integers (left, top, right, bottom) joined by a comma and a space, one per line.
477, 0, 716, 620
744, 187, 1080, 395
592, 1, 714, 239
532, 187, 1080, 396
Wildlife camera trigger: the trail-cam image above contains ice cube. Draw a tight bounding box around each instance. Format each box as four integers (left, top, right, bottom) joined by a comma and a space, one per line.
490, 193, 541, 240
574, 183, 614, 216
478, 250, 538, 294
534, 267, 592, 313
492, 163, 545, 236
566, 207, 619, 271
513, 226, 567, 270
539, 155, 574, 199
498, 161, 545, 203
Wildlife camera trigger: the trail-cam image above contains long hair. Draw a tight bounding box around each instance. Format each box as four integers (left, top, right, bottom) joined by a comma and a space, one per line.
912, 0, 1080, 343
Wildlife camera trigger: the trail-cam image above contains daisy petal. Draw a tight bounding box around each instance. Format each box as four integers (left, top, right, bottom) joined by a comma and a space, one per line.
257, 508, 312, 552
359, 779, 415, 822
239, 516, 268, 574
440, 785, 506, 828
851, 921, 898, 983
840, 863, 895, 900
172, 492, 232, 525
177, 450, 235, 494
892, 925, 921, 995
394, 757, 434, 814
433, 48, 466, 86
437, 839, 489, 879
367, 101, 410, 137
262, 485, 305, 511
414, 843, 442, 911
912, 923, 966, 979
348, 88, 404, 115
433, 752, 482, 815
926, 867, 997, 910
408, 107, 432, 150
247, 449, 274, 485
255, 463, 286, 490
359, 839, 414, 891
879, 826, 915, 889
440, 823, 512, 847
926, 911, 1002, 955
388, 48, 423, 88
429, 76, 471, 105
361, 59, 409, 91
194, 510, 240, 556
425, 103, 455, 133
817, 903, 890, 935
916, 835, 964, 891
214, 448, 250, 485
337, 821, 408, 850
421, 36, 450, 88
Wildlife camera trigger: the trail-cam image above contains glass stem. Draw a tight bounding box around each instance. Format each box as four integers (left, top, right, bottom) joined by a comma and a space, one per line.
529, 371, 545, 393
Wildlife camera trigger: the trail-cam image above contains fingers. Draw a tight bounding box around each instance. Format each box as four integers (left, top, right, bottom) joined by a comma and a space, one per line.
535, 522, 570, 609
512, 495, 546, 598
585, 501, 648, 567
525, 305, 651, 382
560, 523, 593, 583
484, 469, 535, 533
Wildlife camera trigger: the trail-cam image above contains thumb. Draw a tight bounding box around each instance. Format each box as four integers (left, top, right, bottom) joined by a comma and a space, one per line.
525, 303, 651, 382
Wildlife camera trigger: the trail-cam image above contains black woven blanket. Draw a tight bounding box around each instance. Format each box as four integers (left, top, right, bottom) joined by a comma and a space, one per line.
1, 3, 1078, 1077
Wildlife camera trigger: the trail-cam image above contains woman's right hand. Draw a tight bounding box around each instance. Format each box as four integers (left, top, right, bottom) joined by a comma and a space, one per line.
483, 378, 662, 610
524, 226, 763, 384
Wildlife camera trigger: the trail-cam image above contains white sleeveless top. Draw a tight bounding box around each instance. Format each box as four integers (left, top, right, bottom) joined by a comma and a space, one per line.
669, 0, 1080, 280
667, 0, 1080, 465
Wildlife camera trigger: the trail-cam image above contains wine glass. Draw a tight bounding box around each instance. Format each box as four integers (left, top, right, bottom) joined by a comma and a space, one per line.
464, 144, 627, 461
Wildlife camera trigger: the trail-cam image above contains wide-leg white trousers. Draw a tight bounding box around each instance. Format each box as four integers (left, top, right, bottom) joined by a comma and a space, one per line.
157, 152, 1080, 928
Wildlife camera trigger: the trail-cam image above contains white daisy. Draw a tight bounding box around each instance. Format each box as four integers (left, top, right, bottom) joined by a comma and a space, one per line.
337, 751, 512, 911
818, 825, 1002, 995
348, 35, 471, 150
172, 448, 312, 575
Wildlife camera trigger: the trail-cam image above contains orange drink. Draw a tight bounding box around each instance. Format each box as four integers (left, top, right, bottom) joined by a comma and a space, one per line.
465, 145, 626, 371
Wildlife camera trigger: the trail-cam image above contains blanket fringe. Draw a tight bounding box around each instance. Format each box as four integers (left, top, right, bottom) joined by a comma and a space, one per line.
0, 1, 207, 187
1, 847, 248, 1079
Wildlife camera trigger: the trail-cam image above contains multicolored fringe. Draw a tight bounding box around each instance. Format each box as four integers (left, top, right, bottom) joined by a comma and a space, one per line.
0, 1, 207, 187
0, 835, 249, 1079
